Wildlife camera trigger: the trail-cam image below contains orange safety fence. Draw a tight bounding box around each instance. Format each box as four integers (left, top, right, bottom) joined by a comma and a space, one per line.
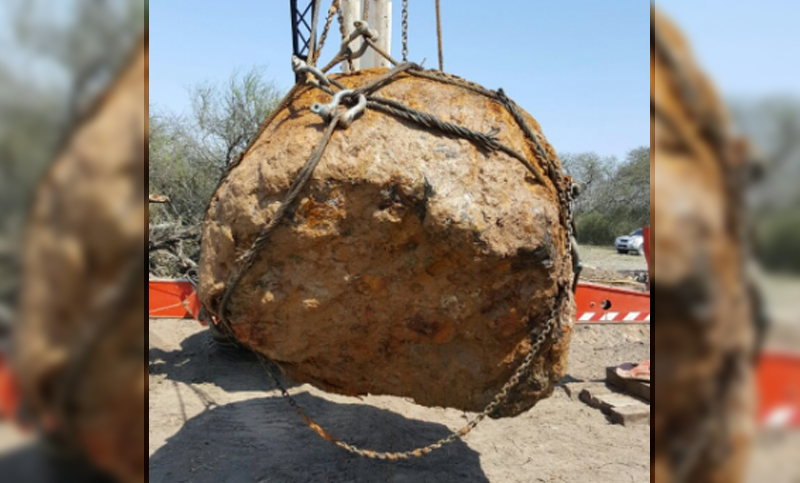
0, 353, 20, 421
2, 277, 795, 427
757, 352, 800, 429
575, 282, 650, 323
148, 279, 202, 320
149, 279, 653, 325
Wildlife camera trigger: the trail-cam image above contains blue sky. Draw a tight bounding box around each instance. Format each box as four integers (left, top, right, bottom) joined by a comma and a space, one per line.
150, 1, 650, 160
657, 0, 800, 99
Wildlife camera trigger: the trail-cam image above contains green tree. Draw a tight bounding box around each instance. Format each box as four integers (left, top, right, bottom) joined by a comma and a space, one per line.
149, 67, 283, 227
190, 67, 283, 169
0, 0, 145, 322
560, 146, 651, 245
148, 68, 283, 277
730, 97, 800, 273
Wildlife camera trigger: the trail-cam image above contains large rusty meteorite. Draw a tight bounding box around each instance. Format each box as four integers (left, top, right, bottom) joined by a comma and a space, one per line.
199, 69, 575, 417
16, 38, 147, 483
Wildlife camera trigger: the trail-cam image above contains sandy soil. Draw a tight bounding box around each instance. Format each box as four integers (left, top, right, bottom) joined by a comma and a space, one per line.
578, 246, 649, 289
146, 244, 787, 482
149, 319, 651, 483
578, 245, 648, 275
747, 431, 800, 483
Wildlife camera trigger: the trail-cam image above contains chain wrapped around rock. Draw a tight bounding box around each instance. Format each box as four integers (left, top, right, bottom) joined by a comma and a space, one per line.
199, 27, 578, 459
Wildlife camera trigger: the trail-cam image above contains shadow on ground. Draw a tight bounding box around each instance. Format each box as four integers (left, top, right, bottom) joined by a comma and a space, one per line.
0, 442, 115, 483
149, 392, 489, 483
149, 329, 300, 392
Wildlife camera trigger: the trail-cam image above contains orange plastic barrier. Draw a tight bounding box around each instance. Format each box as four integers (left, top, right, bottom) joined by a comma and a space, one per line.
0, 353, 20, 420
149, 279, 652, 325
575, 282, 651, 323
757, 352, 800, 429
148, 279, 201, 319
150, 279, 652, 325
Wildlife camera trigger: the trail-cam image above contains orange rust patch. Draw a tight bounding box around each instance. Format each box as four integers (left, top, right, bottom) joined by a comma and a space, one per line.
425, 258, 452, 277
493, 308, 526, 337
296, 197, 345, 229
431, 320, 455, 344
355, 274, 388, 296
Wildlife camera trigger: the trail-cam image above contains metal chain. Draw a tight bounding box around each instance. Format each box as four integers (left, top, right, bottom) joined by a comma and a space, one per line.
335, 1, 347, 44
362, 0, 370, 22
209, 50, 576, 461
493, 87, 577, 281
313, 0, 341, 65
435, 0, 444, 71
260, 291, 563, 460
402, 0, 409, 62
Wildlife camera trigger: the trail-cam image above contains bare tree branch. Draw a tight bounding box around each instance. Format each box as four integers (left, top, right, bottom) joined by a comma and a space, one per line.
148, 225, 201, 253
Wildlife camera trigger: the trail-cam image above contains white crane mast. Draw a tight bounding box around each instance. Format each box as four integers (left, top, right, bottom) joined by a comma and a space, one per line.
366, 0, 392, 69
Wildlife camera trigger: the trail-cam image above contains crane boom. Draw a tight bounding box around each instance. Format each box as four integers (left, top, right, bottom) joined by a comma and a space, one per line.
290, 0, 318, 62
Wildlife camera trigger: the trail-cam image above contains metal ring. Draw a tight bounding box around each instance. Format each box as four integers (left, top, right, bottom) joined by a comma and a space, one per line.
310, 89, 358, 123
339, 93, 367, 128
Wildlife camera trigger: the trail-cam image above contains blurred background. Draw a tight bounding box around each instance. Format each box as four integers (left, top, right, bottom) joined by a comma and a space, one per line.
1, 0, 797, 480
0, 0, 145, 336
658, 1, 800, 328
0, 1, 145, 481
657, 2, 799, 481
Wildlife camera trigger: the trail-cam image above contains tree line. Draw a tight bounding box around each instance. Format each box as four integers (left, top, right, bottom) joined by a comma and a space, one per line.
149, 67, 282, 228
561, 147, 650, 246
0, 0, 144, 323
148, 67, 800, 276
148, 68, 281, 277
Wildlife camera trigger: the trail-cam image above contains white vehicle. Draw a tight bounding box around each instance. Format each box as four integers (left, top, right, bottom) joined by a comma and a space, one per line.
615, 228, 645, 255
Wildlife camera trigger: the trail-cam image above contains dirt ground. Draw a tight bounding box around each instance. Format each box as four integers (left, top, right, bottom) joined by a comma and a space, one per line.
579, 245, 648, 275
148, 318, 651, 483
578, 245, 649, 289
146, 245, 800, 483
148, 245, 655, 482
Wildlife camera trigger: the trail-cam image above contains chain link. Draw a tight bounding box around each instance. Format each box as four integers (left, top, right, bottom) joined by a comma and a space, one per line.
402, 0, 409, 62
261, 291, 563, 460
435, 0, 443, 71
493, 87, 577, 276
214, 44, 575, 461
313, 0, 341, 65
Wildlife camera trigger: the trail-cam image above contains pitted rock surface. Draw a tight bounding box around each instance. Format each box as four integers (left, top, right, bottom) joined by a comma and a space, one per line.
18, 38, 147, 483
200, 68, 575, 416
